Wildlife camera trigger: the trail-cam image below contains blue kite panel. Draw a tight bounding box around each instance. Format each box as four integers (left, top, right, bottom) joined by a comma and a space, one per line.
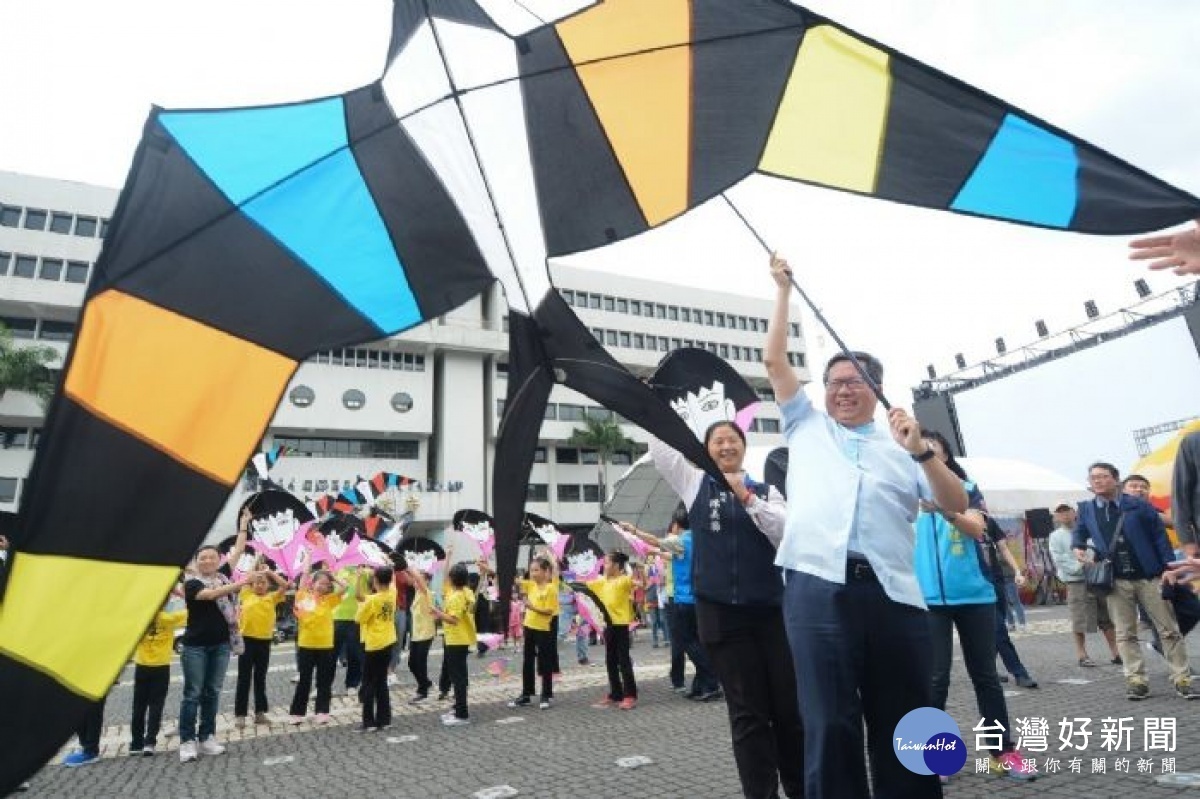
161, 99, 348, 206
161, 99, 421, 332
951, 114, 1078, 228
245, 149, 422, 333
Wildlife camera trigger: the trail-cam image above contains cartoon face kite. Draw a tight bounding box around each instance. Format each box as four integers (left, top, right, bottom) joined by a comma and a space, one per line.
3, 0, 1199, 789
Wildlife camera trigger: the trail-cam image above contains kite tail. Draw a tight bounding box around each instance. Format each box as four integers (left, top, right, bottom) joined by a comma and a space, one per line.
493, 292, 726, 625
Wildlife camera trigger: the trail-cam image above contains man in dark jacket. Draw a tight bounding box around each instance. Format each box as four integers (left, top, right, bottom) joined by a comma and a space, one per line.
1072, 462, 1195, 701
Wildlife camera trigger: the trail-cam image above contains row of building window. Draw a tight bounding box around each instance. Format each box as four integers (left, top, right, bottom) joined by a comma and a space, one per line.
525, 483, 604, 503
271, 435, 420, 460
309, 348, 426, 372
0, 316, 74, 342
0, 203, 109, 239
495, 398, 627, 425
288, 386, 414, 413
0, 427, 40, 450
558, 288, 802, 339
0, 251, 92, 284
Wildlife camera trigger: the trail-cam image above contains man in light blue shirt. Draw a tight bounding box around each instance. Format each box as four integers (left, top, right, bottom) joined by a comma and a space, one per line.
765, 254, 968, 798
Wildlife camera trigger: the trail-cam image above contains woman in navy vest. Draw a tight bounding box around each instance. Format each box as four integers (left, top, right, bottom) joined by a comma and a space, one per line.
651, 420, 804, 799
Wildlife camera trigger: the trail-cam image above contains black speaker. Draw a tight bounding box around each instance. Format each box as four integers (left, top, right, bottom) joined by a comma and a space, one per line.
1025, 508, 1053, 539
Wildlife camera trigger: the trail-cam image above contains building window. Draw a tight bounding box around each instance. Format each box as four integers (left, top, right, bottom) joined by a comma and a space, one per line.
619, 331, 630, 348
74, 216, 98, 237
658, 337, 668, 351
557, 484, 581, 502
39, 321, 74, 342
0, 252, 9, 275
603, 296, 614, 311
0, 427, 30, 449
48, 212, 73, 234
759, 418, 781, 433
533, 447, 547, 463
0, 478, 18, 503
342, 389, 366, 410
556, 447, 579, 464
559, 404, 584, 422
789, 323, 801, 338
391, 392, 413, 413
588, 294, 600, 309
22, 209, 47, 231
668, 306, 679, 321
580, 449, 599, 465
289, 385, 315, 408
754, 348, 763, 362
496, 399, 506, 416
528, 483, 549, 502
719, 344, 729, 358
605, 330, 617, 346
591, 328, 603, 342
583, 484, 602, 503
655, 304, 666, 318
757, 387, 776, 402
0, 317, 36, 339
610, 451, 632, 466
616, 298, 628, 313
585, 407, 612, 422
13, 255, 37, 278
38, 258, 63, 281
633, 333, 644, 349
715, 312, 726, 328
630, 300, 642, 316
544, 403, 558, 421
671, 338, 682, 349
560, 289, 574, 304
704, 311, 714, 326
0, 206, 20, 228
60, 260, 88, 284
731, 346, 742, 361
680, 308, 691, 323
738, 316, 748, 330
274, 435, 419, 460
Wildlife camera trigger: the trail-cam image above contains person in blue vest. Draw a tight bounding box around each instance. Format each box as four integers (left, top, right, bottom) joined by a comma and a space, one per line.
650, 421, 803, 799
913, 430, 1035, 783
625, 506, 719, 700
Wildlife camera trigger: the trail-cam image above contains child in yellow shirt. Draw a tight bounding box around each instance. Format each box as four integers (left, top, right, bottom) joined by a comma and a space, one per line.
130, 596, 187, 755
434, 563, 477, 726
288, 569, 346, 723
355, 565, 398, 732
234, 567, 287, 728
588, 552, 639, 710
494, 556, 560, 709
406, 567, 437, 703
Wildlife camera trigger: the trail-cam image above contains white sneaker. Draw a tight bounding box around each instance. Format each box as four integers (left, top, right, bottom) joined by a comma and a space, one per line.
142, 744, 155, 757
178, 740, 198, 763
198, 737, 225, 756
441, 715, 470, 727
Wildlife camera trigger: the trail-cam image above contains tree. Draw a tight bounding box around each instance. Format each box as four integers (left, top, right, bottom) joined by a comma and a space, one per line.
0, 324, 58, 405
567, 416, 639, 507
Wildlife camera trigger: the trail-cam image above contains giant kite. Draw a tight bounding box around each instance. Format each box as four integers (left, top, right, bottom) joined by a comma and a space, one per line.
2, 0, 1199, 788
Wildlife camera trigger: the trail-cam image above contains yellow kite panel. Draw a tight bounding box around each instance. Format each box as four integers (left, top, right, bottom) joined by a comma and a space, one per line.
761, 25, 891, 193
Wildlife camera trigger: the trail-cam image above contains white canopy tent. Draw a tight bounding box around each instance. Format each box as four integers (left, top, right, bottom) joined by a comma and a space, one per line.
956, 456, 1089, 517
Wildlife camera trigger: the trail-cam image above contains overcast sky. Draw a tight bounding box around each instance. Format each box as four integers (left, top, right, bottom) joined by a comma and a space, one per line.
2, 0, 1197, 472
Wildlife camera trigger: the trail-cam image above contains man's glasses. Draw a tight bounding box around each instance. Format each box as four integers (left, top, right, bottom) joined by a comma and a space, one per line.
824, 378, 869, 392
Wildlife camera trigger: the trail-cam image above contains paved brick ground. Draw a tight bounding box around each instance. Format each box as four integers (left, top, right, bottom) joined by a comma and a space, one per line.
17, 603, 1200, 797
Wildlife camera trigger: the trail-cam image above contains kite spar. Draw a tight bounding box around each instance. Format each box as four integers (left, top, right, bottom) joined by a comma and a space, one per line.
721, 193, 892, 409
